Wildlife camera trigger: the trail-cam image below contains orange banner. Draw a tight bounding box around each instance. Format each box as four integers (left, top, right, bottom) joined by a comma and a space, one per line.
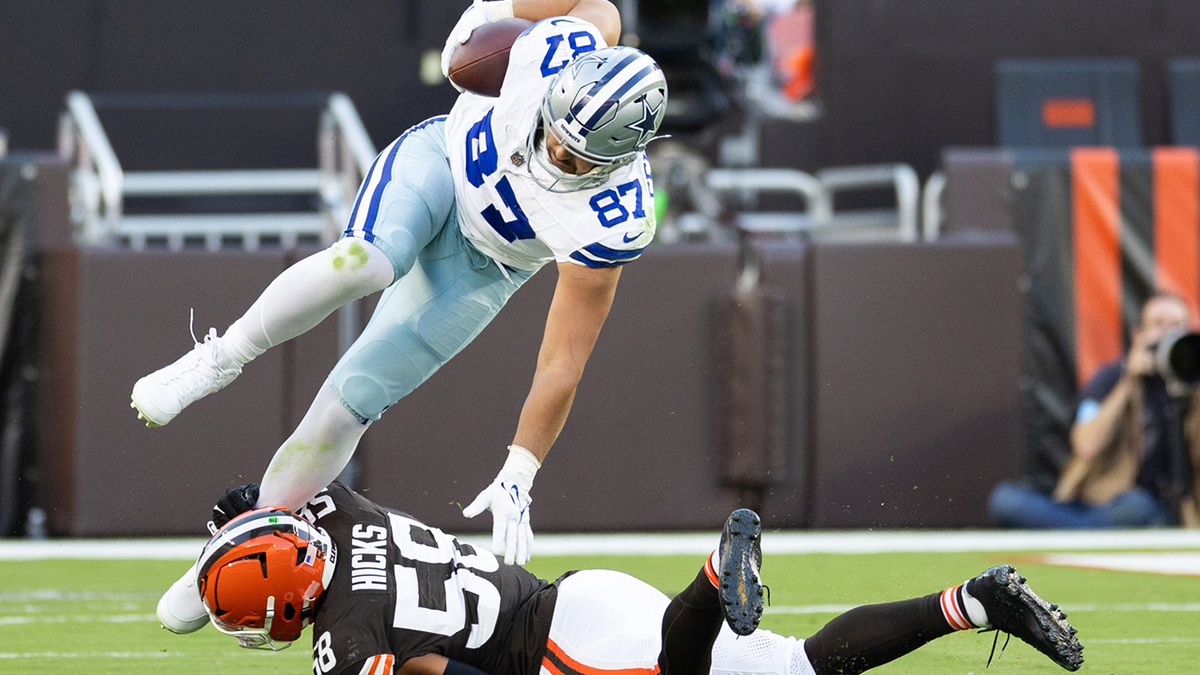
1152, 146, 1200, 325
1071, 147, 1122, 386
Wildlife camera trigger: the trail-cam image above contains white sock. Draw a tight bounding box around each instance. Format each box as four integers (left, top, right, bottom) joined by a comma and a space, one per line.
257, 383, 369, 510
220, 322, 266, 367
156, 561, 209, 632
940, 583, 990, 630
959, 582, 991, 628
219, 239, 393, 368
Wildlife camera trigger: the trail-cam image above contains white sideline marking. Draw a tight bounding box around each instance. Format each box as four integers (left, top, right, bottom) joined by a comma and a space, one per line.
0, 652, 177, 659
767, 604, 858, 614
1068, 602, 1200, 611
0, 538, 206, 560
3, 529, 1200, 560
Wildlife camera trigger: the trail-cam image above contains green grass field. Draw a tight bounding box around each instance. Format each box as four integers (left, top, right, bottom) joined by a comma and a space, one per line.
2, 548, 1197, 675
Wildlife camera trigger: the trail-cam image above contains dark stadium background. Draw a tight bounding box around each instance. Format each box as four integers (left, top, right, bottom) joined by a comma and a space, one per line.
2, 0, 1200, 536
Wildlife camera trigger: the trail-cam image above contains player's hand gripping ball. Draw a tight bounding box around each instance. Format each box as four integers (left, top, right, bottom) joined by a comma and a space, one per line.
447, 17, 533, 97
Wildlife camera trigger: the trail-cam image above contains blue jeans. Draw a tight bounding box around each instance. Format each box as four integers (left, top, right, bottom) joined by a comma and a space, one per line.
988, 481, 1174, 528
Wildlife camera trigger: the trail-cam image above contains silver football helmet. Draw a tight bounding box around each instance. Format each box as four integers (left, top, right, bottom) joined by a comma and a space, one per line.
527, 46, 668, 192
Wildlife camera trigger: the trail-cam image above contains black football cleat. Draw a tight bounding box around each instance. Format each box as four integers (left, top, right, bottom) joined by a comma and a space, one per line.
717, 508, 765, 636
968, 565, 1084, 672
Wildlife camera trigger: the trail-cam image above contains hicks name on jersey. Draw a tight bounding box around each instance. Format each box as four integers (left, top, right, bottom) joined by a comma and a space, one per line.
350, 523, 390, 592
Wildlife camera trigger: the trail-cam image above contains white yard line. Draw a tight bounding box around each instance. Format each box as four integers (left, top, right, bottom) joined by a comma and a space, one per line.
0, 590, 159, 601
1089, 634, 1200, 638
1041, 552, 1200, 576
0, 614, 156, 625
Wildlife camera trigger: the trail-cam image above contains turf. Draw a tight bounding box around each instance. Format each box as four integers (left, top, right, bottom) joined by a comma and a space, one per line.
2, 549, 1197, 674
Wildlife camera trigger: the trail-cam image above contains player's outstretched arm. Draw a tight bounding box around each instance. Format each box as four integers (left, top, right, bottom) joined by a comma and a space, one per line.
463, 263, 621, 564
512, 263, 621, 459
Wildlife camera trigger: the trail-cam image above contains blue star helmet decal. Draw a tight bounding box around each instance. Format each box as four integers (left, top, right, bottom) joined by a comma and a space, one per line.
625, 94, 662, 149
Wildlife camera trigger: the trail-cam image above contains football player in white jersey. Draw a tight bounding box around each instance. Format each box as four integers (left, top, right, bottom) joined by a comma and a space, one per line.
137, 0, 667, 634
187, 482, 1084, 675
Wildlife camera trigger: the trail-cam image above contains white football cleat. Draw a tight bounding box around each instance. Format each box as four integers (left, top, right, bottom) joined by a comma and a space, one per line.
131, 327, 241, 427
157, 563, 210, 634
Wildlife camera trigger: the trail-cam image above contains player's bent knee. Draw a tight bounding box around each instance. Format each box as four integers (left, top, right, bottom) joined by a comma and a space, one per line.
335, 375, 392, 424
330, 337, 441, 423
318, 388, 373, 436
326, 238, 395, 290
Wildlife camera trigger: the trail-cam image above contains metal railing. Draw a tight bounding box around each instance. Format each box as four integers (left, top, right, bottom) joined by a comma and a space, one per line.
701, 163, 921, 241
58, 91, 124, 246
57, 91, 377, 251
920, 170, 947, 242
706, 168, 827, 236
817, 163, 920, 242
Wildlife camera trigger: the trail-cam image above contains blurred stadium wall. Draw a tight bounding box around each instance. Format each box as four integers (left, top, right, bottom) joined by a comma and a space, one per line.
5, 1, 1200, 172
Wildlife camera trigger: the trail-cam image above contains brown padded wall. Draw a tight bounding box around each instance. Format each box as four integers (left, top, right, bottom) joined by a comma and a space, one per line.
358, 243, 745, 533
37, 250, 79, 535
38, 249, 292, 535
940, 148, 1018, 237
753, 240, 811, 528
25, 155, 72, 252
804, 239, 1024, 528
34, 239, 1026, 534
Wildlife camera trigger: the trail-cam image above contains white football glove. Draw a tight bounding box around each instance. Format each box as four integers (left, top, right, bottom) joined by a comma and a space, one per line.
440, 0, 516, 92
463, 444, 538, 565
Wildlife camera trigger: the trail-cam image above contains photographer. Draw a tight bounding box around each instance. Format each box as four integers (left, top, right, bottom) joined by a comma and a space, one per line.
990, 293, 1200, 528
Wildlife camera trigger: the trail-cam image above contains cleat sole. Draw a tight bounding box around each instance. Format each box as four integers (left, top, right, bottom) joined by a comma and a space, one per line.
131, 398, 164, 428
718, 508, 764, 636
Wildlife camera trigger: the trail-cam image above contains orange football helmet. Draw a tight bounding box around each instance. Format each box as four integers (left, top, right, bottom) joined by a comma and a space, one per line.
195, 507, 336, 650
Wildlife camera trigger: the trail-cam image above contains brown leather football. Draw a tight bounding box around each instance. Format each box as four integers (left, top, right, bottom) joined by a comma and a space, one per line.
447, 17, 534, 97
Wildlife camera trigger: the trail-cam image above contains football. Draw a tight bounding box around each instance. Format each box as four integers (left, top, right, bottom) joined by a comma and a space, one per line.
447, 17, 533, 97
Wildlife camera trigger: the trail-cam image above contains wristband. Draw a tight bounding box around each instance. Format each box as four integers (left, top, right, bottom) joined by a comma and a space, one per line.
503, 444, 541, 483
480, 0, 515, 20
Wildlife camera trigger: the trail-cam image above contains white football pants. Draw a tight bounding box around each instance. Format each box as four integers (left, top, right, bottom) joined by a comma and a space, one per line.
543, 570, 818, 675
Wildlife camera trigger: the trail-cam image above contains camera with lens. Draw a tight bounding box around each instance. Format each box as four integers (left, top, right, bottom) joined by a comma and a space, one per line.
1152, 328, 1200, 396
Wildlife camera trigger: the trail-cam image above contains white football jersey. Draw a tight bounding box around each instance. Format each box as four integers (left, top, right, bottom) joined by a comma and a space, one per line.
445, 17, 656, 272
